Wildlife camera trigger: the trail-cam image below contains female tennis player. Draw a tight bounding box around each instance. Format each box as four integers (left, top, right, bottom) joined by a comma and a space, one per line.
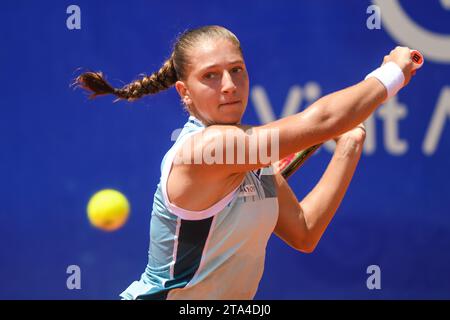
76, 25, 417, 299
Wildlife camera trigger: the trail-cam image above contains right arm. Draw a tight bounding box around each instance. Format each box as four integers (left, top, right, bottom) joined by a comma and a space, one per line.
181, 46, 414, 177
257, 77, 386, 159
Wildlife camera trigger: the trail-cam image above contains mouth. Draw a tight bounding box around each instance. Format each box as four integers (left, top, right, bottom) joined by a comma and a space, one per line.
219, 100, 241, 106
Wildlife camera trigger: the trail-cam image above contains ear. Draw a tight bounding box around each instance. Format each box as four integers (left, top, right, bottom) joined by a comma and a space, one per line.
175, 80, 192, 106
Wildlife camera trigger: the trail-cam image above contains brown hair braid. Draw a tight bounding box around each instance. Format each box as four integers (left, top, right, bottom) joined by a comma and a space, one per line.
73, 25, 242, 103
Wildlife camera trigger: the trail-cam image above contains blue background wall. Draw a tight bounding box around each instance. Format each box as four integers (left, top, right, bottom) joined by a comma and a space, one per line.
1, 0, 449, 299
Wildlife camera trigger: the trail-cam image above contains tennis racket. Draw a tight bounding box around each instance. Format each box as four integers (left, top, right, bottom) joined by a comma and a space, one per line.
410, 50, 424, 70
274, 144, 322, 179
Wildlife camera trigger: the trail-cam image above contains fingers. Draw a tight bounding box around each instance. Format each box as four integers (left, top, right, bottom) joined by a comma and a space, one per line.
357, 122, 366, 131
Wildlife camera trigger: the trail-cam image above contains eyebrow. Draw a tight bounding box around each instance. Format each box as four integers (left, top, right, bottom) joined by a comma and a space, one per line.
199, 60, 244, 72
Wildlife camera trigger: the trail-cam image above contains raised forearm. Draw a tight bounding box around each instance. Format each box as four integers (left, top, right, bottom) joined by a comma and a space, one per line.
315, 78, 386, 138
262, 78, 386, 160
300, 137, 364, 250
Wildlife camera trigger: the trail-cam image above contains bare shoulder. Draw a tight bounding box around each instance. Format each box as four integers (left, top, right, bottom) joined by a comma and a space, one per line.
167, 160, 245, 211
173, 123, 255, 170
166, 124, 255, 211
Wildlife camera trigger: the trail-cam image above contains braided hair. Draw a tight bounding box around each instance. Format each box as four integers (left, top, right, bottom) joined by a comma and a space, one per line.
74, 25, 243, 103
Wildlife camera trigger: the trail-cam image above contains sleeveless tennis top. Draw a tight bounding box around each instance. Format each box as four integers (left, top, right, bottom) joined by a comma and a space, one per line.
120, 116, 279, 300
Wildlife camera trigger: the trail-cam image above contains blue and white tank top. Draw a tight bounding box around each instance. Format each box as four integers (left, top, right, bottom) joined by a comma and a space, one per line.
120, 116, 279, 300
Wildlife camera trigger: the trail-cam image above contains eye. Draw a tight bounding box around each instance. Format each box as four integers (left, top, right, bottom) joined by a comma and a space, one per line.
203, 72, 217, 80
231, 66, 243, 73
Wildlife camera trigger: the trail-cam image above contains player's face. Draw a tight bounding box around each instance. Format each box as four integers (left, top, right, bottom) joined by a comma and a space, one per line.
176, 38, 249, 126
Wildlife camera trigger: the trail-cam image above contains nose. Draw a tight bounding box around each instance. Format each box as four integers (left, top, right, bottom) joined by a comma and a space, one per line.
221, 71, 237, 94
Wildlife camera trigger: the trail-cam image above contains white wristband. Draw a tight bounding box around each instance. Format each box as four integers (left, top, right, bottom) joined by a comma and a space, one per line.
365, 62, 405, 101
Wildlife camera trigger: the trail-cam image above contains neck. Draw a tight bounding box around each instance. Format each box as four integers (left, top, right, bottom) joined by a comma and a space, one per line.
189, 113, 241, 127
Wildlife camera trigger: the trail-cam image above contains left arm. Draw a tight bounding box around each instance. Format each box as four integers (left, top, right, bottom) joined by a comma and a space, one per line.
273, 125, 365, 253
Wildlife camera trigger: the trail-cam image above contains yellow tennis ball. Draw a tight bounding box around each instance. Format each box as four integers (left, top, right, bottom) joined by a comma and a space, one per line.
87, 189, 130, 232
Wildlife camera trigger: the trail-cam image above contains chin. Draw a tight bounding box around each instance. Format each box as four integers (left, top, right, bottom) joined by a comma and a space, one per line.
218, 113, 242, 125
217, 107, 245, 125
